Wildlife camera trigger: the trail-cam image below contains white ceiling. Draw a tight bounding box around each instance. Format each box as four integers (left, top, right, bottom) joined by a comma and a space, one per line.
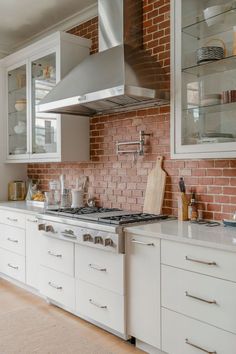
0, 0, 97, 57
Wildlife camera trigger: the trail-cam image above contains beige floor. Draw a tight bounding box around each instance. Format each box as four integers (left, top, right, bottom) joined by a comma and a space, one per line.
0, 278, 144, 354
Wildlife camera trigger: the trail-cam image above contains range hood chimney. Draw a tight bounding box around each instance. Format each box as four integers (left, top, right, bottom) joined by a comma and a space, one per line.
38, 0, 170, 116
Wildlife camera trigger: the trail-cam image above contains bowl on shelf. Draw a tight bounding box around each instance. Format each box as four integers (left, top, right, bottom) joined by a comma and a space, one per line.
13, 121, 26, 134
203, 4, 231, 27
15, 98, 27, 112
13, 147, 26, 154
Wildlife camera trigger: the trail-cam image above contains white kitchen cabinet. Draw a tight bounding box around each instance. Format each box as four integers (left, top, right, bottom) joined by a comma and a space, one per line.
126, 233, 161, 349
25, 215, 40, 289
171, 0, 236, 158
1, 31, 91, 163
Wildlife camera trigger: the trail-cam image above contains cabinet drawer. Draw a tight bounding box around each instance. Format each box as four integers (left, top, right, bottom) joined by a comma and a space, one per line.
162, 308, 236, 354
39, 266, 75, 311
75, 245, 124, 294
40, 236, 74, 276
0, 211, 25, 229
161, 239, 236, 282
76, 279, 125, 334
0, 248, 25, 282
162, 265, 236, 334
0, 224, 25, 255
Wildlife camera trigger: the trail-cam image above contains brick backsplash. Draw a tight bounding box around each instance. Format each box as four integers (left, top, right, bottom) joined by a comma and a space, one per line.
27, 0, 236, 221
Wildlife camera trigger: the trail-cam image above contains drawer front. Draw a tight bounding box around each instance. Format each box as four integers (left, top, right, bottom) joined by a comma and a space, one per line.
40, 236, 74, 276
162, 265, 236, 334
76, 279, 125, 334
0, 211, 25, 229
162, 308, 236, 354
39, 266, 75, 311
0, 224, 25, 255
161, 239, 236, 282
75, 245, 124, 294
0, 248, 25, 282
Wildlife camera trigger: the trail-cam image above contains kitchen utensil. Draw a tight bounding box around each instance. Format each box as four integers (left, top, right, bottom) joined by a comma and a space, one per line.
196, 39, 226, 64
143, 156, 166, 215
71, 190, 84, 208
178, 177, 188, 221
179, 177, 186, 193
8, 180, 26, 201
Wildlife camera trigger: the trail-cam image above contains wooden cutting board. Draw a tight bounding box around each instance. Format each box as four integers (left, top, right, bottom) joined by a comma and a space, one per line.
143, 156, 167, 215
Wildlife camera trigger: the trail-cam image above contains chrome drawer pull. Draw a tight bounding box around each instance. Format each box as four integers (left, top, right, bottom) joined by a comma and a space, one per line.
185, 291, 217, 304
185, 256, 217, 266
48, 281, 62, 290
131, 239, 154, 246
8, 263, 19, 270
89, 299, 107, 309
27, 219, 38, 223
89, 264, 107, 272
185, 338, 217, 354
7, 237, 18, 243
61, 230, 76, 239
48, 251, 62, 258
7, 217, 18, 222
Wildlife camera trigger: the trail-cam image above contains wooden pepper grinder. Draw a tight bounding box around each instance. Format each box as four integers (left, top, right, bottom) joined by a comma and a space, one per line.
178, 177, 189, 221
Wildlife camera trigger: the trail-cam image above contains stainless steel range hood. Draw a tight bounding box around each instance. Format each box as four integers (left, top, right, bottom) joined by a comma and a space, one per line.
38, 0, 170, 117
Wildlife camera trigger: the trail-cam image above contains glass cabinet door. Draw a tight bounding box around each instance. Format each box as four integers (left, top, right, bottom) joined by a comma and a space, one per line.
31, 52, 58, 155
174, 0, 236, 156
7, 64, 28, 156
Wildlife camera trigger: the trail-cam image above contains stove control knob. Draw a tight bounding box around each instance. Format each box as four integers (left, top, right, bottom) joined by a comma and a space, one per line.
38, 223, 45, 231
94, 236, 103, 245
105, 238, 114, 247
83, 234, 93, 242
45, 225, 55, 233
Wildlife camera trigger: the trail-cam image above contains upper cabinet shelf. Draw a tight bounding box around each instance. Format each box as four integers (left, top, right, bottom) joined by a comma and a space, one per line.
182, 55, 236, 76
182, 5, 236, 39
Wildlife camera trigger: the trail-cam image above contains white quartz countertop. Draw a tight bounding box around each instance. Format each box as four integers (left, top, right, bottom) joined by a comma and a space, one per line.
0, 201, 45, 215
125, 219, 236, 253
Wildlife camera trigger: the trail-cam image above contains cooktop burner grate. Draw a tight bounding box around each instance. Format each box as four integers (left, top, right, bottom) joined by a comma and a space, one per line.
98, 213, 169, 225
46, 207, 121, 216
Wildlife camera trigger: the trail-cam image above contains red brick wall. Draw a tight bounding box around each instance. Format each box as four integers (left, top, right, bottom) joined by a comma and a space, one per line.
28, 0, 236, 221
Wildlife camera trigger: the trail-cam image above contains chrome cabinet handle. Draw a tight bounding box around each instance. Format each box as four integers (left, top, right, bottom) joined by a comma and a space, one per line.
185, 291, 217, 304
48, 251, 62, 258
7, 217, 18, 222
48, 281, 62, 290
8, 263, 19, 270
7, 237, 18, 243
185, 256, 217, 266
185, 339, 217, 354
89, 263, 107, 272
89, 299, 107, 309
27, 219, 38, 223
131, 239, 154, 246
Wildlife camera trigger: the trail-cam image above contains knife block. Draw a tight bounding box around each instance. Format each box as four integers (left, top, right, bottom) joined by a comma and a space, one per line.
178, 192, 189, 221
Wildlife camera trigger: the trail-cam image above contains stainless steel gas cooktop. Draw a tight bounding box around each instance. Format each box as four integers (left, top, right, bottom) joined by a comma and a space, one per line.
46, 207, 168, 225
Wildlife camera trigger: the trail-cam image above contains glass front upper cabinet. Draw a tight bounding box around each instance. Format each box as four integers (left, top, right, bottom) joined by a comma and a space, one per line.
7, 63, 28, 157
31, 52, 58, 156
172, 0, 236, 158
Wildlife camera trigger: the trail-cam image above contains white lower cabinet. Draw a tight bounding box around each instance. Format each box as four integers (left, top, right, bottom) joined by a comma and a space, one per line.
126, 233, 161, 349
162, 308, 236, 354
25, 216, 40, 289
76, 279, 125, 334
39, 266, 75, 311
0, 248, 25, 282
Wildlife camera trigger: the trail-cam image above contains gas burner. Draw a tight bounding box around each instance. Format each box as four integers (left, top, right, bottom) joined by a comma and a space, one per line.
98, 213, 169, 225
